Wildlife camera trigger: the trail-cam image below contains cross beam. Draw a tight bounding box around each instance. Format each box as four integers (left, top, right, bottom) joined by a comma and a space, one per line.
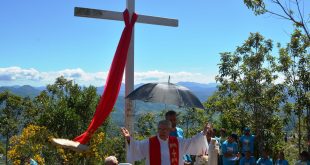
74, 1, 178, 137
75, 7, 178, 27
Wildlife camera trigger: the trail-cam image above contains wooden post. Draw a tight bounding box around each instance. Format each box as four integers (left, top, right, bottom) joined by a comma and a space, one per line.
125, 0, 135, 135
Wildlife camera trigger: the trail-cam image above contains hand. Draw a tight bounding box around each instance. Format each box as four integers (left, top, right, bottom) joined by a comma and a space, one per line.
121, 127, 131, 144
121, 127, 130, 137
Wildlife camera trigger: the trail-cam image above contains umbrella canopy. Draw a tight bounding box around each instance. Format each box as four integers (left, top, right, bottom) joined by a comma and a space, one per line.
126, 82, 205, 109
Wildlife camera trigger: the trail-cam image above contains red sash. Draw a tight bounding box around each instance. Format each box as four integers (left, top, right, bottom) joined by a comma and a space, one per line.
73, 10, 138, 144
149, 136, 179, 165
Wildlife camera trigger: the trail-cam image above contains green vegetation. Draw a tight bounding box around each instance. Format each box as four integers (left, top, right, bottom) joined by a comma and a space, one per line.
0, 1, 308, 164
244, 0, 310, 153
215, 32, 286, 156
0, 77, 126, 164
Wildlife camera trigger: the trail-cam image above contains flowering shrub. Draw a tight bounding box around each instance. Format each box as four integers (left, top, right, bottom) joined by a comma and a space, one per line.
8, 124, 125, 164
8, 125, 51, 165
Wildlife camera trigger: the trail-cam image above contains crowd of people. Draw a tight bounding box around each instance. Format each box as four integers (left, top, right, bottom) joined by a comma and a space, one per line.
105, 110, 309, 165
202, 126, 310, 165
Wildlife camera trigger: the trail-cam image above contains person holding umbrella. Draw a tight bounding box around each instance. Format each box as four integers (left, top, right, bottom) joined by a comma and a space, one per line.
121, 120, 209, 165
165, 110, 192, 164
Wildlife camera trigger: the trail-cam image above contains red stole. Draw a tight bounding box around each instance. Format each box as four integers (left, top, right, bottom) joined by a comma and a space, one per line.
149, 136, 179, 165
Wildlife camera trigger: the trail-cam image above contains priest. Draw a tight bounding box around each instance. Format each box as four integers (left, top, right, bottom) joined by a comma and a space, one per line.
121, 120, 209, 165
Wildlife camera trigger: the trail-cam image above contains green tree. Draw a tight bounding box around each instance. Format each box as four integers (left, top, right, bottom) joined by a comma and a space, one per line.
179, 108, 210, 137
278, 29, 310, 152
33, 76, 99, 139
205, 90, 251, 134
0, 91, 24, 164
23, 76, 125, 164
135, 112, 157, 139
244, 0, 310, 41
22, 96, 40, 127
215, 33, 286, 154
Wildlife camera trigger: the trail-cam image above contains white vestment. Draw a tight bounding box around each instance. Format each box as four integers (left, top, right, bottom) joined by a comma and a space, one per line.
207, 138, 219, 165
194, 138, 219, 165
126, 132, 207, 165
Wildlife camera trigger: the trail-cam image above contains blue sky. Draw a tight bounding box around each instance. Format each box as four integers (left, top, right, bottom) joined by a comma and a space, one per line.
0, 0, 302, 86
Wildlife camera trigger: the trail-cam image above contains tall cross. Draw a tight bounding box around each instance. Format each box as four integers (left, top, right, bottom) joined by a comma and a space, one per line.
74, 0, 178, 134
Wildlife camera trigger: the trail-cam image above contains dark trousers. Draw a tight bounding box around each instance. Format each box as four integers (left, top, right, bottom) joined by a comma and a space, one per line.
219, 155, 223, 165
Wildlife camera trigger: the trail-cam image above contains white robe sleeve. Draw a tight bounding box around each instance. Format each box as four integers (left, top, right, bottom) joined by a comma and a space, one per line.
208, 138, 219, 165
126, 137, 149, 163
178, 132, 207, 155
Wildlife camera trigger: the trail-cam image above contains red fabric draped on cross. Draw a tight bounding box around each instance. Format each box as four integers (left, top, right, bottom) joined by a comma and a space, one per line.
149, 136, 179, 165
73, 9, 138, 145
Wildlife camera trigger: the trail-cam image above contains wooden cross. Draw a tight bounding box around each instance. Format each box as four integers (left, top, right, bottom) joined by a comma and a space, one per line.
74, 0, 178, 134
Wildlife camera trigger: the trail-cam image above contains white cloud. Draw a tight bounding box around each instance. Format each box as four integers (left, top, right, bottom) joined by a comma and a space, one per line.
135, 70, 216, 84
0, 67, 216, 86
0, 67, 42, 81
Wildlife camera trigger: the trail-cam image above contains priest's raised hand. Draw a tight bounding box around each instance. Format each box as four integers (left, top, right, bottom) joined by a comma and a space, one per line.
121, 127, 131, 144
121, 120, 208, 165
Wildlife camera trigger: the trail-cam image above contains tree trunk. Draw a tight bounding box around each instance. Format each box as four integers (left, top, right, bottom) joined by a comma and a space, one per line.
298, 111, 301, 154
5, 134, 8, 165
307, 108, 310, 152
254, 104, 264, 154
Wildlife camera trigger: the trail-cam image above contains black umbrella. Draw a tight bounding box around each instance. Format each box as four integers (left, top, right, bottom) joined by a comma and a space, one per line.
126, 82, 204, 109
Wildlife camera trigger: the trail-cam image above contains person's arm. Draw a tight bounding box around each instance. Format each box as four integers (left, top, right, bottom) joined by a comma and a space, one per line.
178, 123, 210, 155
120, 127, 148, 162
256, 158, 261, 165
224, 151, 233, 157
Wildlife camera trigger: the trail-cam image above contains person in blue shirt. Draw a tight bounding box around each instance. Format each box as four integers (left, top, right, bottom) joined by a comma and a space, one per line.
257, 149, 273, 165
239, 151, 256, 165
165, 110, 192, 165
275, 151, 288, 165
222, 133, 239, 165
239, 127, 255, 156
218, 128, 227, 165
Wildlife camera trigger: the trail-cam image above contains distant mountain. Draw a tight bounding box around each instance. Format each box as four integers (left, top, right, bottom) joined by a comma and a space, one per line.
176, 82, 217, 102
96, 83, 126, 96
0, 82, 218, 109
0, 82, 218, 125
177, 82, 217, 88
97, 82, 218, 102
0, 85, 41, 98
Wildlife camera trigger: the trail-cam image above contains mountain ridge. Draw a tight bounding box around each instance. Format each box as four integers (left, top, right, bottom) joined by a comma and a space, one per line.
0, 82, 218, 125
